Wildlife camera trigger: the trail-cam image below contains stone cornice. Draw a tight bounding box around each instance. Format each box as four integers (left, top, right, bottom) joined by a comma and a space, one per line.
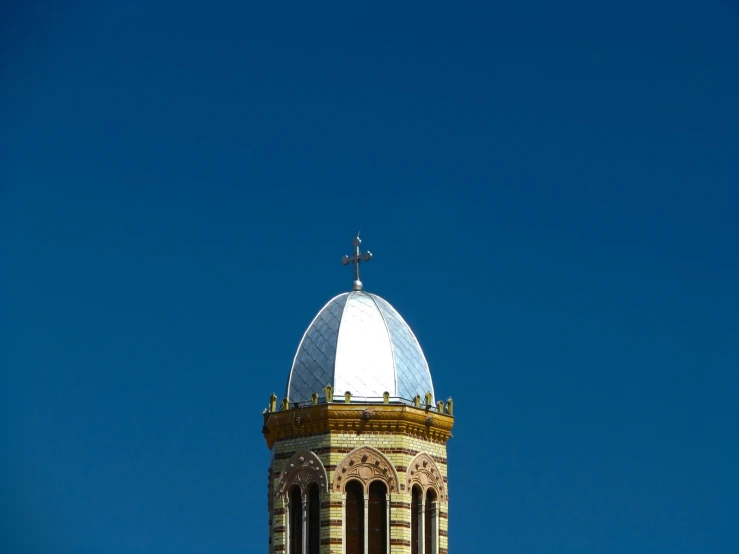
262, 403, 454, 449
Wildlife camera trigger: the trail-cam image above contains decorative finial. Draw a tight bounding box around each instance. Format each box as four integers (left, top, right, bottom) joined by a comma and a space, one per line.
341, 233, 372, 291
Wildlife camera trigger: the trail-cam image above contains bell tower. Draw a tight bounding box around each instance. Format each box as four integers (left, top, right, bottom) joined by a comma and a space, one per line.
262, 236, 454, 554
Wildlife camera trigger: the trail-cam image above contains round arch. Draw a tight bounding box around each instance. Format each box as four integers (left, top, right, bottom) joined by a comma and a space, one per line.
405, 452, 447, 502
332, 446, 400, 493
275, 449, 329, 500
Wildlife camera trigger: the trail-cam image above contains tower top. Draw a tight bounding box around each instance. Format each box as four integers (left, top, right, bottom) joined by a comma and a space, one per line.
341, 233, 372, 291
285, 290, 435, 405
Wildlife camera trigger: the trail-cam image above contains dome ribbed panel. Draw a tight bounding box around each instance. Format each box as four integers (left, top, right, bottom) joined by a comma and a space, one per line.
287, 293, 349, 402
333, 292, 396, 398
286, 291, 434, 405
372, 295, 434, 403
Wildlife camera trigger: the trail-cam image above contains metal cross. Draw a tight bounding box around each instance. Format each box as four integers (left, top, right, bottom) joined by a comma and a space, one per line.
341, 234, 372, 291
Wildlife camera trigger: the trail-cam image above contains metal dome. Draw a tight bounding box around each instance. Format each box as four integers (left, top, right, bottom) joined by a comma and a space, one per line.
286, 291, 434, 405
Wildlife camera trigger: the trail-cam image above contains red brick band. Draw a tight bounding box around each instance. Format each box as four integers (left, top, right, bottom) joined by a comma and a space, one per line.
390, 520, 411, 528
321, 520, 342, 527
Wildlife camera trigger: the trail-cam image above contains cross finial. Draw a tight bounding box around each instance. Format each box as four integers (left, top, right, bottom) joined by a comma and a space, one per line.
341, 233, 372, 291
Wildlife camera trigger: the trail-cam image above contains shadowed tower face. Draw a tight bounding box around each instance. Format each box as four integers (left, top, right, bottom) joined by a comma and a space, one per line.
263, 236, 454, 554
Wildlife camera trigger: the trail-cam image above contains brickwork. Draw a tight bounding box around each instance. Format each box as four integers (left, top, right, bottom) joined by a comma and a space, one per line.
266, 405, 452, 554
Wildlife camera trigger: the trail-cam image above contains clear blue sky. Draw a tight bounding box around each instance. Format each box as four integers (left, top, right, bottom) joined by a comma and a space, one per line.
2, 1, 738, 553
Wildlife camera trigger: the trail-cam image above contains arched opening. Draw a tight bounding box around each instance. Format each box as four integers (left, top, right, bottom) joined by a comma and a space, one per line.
367, 481, 387, 554
424, 489, 438, 554
345, 480, 364, 554
288, 486, 303, 554
411, 485, 422, 554
308, 482, 320, 554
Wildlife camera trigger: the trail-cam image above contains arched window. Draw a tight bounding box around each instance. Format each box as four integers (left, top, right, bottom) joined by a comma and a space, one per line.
289, 486, 303, 554
307, 483, 320, 554
345, 481, 364, 554
335, 447, 398, 554
424, 489, 438, 554
411, 485, 422, 554
367, 481, 387, 554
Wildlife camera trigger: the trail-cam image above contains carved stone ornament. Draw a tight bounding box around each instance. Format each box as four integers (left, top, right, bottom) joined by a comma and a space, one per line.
332, 446, 400, 493
405, 452, 447, 502
293, 412, 305, 431
275, 449, 328, 500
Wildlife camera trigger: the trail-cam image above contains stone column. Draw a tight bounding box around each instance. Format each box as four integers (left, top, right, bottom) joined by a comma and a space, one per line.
363, 492, 369, 554
386, 493, 391, 553
419, 497, 425, 554
430, 499, 438, 554
341, 493, 347, 554
302, 494, 309, 554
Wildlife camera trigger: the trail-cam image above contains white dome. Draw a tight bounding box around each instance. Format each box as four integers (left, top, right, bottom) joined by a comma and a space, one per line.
286, 291, 434, 404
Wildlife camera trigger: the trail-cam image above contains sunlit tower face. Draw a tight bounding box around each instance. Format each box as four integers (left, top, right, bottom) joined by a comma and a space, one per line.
263, 236, 454, 554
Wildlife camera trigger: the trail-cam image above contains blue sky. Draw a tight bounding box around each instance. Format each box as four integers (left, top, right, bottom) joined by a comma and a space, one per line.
2, 1, 738, 553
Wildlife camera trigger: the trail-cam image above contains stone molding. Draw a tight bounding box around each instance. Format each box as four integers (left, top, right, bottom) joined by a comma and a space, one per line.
406, 452, 448, 502
262, 403, 454, 448
274, 449, 328, 500
332, 446, 400, 493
